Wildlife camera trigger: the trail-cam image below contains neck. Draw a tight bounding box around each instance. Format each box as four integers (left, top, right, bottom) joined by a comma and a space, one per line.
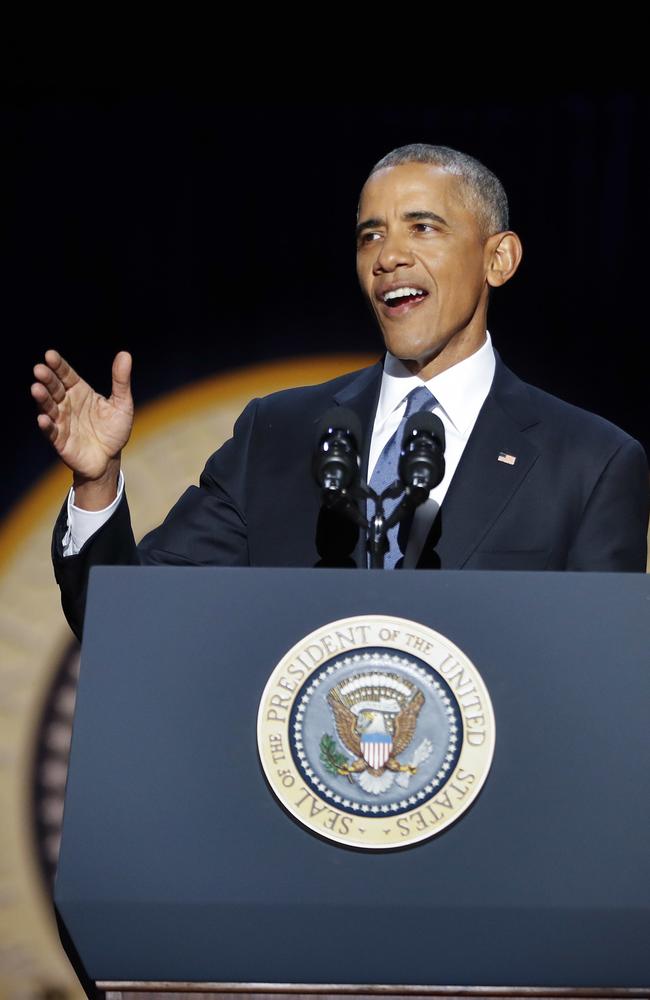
400, 328, 487, 381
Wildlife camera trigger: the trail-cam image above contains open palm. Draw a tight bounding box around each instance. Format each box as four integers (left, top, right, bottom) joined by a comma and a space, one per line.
31, 350, 134, 481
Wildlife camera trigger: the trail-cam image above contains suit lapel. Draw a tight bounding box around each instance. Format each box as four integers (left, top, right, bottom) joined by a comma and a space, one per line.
421, 356, 542, 569
328, 361, 383, 568
332, 360, 383, 480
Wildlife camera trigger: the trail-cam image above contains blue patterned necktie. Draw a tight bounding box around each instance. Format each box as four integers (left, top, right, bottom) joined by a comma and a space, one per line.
368, 384, 437, 568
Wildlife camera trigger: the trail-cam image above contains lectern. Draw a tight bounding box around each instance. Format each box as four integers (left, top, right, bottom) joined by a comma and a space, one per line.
55, 568, 650, 999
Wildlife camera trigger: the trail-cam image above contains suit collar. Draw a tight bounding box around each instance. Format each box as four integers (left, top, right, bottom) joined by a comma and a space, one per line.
489, 350, 541, 431
328, 349, 539, 424
332, 359, 383, 408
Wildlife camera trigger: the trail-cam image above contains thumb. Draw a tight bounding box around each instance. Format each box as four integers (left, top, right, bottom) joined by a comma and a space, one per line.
111, 351, 133, 407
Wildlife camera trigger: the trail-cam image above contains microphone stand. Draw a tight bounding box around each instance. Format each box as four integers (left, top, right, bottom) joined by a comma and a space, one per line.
321, 478, 429, 569
365, 480, 429, 569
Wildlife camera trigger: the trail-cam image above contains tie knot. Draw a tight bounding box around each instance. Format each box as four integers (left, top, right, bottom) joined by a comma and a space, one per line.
403, 384, 436, 420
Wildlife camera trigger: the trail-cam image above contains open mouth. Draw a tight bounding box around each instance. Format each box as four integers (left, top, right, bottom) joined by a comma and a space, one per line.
381, 290, 429, 316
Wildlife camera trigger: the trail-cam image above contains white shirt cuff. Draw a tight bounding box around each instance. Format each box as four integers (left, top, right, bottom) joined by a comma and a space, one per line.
61, 470, 125, 556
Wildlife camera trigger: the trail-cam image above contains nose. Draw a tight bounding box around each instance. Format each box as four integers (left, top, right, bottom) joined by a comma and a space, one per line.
372, 230, 414, 274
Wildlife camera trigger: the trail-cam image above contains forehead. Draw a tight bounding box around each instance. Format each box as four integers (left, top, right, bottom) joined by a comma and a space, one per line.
358, 162, 471, 222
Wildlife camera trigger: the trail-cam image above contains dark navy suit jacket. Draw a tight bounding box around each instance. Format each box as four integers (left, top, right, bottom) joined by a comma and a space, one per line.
52, 353, 649, 637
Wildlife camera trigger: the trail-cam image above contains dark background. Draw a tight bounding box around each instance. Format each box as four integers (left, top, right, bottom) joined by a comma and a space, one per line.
5, 92, 648, 518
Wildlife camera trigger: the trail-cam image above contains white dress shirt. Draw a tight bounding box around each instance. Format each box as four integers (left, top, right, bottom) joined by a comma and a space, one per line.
62, 331, 496, 558
367, 330, 496, 566
62, 469, 126, 555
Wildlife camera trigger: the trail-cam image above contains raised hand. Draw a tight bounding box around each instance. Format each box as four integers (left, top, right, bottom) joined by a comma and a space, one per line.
31, 350, 134, 508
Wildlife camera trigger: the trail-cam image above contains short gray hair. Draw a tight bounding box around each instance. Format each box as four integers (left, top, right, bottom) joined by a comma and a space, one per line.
364, 143, 509, 241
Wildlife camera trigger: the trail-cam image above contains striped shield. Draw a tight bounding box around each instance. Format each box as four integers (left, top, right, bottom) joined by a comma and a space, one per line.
361, 732, 393, 770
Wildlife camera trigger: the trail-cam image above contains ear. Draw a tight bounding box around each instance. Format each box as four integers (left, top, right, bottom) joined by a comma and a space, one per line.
485, 231, 523, 288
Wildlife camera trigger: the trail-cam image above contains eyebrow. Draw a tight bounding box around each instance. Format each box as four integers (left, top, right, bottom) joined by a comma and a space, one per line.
355, 210, 450, 240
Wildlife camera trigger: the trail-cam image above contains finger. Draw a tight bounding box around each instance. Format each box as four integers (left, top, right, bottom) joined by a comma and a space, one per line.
43, 349, 81, 391
30, 381, 60, 421
33, 363, 66, 404
110, 351, 133, 405
36, 412, 59, 444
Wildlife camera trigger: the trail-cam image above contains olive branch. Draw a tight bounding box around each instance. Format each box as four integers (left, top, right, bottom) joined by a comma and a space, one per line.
320, 733, 353, 782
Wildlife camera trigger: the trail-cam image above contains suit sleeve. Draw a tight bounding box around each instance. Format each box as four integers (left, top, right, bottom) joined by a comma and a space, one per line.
566, 436, 649, 571
51, 397, 259, 639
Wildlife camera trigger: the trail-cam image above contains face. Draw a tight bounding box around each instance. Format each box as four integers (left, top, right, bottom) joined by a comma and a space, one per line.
356, 162, 498, 378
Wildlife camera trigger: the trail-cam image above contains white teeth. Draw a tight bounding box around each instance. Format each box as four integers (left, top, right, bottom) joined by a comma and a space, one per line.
383, 286, 426, 302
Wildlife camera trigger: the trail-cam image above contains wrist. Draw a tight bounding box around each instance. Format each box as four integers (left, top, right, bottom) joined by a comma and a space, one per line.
72, 458, 121, 511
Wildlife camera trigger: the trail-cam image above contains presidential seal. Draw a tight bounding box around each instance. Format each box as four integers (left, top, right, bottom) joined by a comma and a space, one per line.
257, 615, 495, 849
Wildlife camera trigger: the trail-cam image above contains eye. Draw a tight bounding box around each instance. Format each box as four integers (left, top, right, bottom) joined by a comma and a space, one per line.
413, 222, 436, 233
358, 231, 381, 245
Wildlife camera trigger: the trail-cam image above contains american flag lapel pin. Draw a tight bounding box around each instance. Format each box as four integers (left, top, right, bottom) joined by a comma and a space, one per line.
498, 451, 517, 465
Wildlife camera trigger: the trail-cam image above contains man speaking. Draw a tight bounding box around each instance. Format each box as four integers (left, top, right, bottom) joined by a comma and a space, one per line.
31, 144, 650, 637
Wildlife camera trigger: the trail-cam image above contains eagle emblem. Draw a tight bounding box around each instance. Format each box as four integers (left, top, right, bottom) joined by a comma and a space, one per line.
321, 671, 433, 795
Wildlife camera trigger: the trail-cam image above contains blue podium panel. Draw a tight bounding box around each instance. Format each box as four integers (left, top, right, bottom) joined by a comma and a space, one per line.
55, 568, 650, 988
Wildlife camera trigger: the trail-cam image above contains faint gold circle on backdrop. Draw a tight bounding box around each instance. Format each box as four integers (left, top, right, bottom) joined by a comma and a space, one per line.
0, 354, 374, 1000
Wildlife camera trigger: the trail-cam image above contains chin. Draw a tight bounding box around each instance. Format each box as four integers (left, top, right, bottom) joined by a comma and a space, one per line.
383, 335, 440, 367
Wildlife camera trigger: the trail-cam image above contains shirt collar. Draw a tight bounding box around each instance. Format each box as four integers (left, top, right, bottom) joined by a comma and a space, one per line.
377, 330, 496, 435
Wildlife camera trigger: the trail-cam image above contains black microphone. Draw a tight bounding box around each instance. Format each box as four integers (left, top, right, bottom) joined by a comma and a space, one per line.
398, 410, 446, 495
313, 408, 362, 493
